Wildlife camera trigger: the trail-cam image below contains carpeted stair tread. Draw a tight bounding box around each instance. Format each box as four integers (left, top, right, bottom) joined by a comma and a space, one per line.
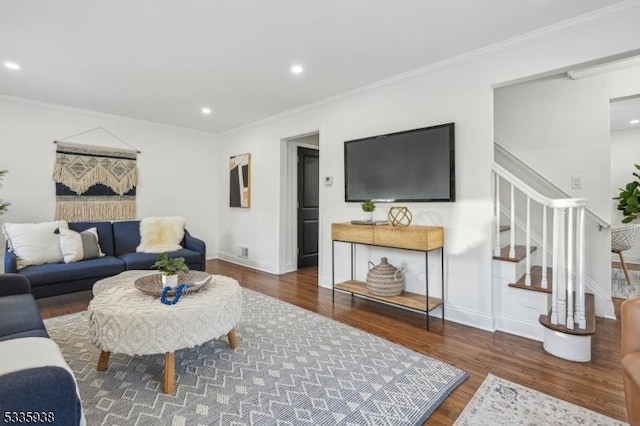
538, 293, 595, 336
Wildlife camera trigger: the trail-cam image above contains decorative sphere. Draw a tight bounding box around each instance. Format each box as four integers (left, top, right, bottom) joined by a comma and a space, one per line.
388, 206, 412, 227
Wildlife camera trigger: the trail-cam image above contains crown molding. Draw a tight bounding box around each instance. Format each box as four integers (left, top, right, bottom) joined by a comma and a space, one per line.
220, 0, 640, 136
0, 93, 219, 138
567, 55, 640, 79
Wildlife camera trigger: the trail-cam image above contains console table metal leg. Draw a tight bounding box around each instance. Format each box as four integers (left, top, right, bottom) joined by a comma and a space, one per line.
350, 243, 355, 281
425, 251, 430, 330
332, 241, 335, 304
441, 247, 445, 327
351, 243, 355, 304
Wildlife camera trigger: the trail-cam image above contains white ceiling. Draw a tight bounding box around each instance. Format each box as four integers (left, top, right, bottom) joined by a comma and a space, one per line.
0, 0, 624, 133
611, 96, 640, 132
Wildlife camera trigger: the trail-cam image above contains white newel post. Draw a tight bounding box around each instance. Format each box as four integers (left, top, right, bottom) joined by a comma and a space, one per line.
576, 206, 586, 329
556, 208, 567, 326
551, 208, 559, 325
566, 208, 575, 329
494, 172, 501, 257
541, 205, 548, 288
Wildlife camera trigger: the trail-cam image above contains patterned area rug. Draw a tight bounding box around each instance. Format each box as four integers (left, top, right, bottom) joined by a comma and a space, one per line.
45, 288, 467, 425
454, 374, 626, 425
611, 268, 640, 299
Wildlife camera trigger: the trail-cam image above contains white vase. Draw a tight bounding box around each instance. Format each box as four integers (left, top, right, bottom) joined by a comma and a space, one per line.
363, 211, 373, 222
162, 274, 178, 287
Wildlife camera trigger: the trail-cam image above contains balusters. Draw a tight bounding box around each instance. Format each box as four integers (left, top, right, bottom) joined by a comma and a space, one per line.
525, 196, 531, 286
541, 205, 548, 289
509, 184, 515, 259
494, 172, 501, 257
491, 165, 589, 331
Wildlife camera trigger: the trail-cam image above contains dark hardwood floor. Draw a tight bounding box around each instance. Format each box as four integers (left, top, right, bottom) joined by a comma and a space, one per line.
37, 259, 628, 425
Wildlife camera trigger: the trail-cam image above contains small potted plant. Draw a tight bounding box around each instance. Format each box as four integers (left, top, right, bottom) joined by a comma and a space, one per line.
361, 200, 376, 222
153, 252, 189, 286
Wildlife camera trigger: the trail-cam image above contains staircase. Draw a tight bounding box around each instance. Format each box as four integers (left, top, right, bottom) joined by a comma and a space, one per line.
492, 163, 596, 362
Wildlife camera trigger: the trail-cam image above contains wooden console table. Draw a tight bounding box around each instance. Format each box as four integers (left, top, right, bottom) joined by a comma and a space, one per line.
331, 223, 444, 330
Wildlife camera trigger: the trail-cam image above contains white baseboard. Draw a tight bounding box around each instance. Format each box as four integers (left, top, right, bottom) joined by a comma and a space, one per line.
494, 314, 543, 342
215, 252, 279, 275
442, 304, 495, 333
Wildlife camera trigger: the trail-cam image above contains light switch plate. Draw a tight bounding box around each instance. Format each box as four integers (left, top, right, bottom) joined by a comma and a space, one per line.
571, 175, 583, 189
324, 176, 333, 186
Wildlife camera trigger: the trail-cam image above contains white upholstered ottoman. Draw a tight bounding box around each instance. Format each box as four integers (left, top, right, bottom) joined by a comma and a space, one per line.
88, 270, 243, 393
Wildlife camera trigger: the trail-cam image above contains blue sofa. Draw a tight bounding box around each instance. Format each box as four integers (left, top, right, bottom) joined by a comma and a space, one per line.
0, 274, 83, 424
4, 220, 206, 299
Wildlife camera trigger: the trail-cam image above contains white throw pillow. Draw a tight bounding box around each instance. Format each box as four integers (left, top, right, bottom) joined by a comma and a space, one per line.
136, 216, 186, 253
59, 227, 105, 263
3, 221, 69, 269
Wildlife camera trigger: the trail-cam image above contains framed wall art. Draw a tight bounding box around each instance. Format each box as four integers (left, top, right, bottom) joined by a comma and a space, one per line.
229, 153, 251, 208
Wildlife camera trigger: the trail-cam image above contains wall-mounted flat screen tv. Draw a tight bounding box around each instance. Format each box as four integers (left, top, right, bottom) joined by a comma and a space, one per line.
344, 123, 455, 202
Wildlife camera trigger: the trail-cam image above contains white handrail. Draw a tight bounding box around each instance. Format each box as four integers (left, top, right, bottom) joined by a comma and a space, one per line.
493, 162, 554, 206
495, 142, 609, 230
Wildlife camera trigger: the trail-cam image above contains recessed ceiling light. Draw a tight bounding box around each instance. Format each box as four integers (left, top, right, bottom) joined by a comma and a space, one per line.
201, 107, 212, 115
631, 119, 640, 125
290, 65, 304, 75
3, 61, 20, 71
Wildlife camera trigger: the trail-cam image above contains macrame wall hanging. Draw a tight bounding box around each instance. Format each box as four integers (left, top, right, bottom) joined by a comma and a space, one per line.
52, 128, 140, 221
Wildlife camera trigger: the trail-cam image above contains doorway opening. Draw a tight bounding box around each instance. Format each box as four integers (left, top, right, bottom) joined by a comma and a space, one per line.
279, 132, 320, 274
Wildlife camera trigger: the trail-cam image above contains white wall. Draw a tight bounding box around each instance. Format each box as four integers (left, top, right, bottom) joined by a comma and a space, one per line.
0, 96, 219, 269
495, 75, 611, 219
215, 3, 640, 330
611, 128, 640, 262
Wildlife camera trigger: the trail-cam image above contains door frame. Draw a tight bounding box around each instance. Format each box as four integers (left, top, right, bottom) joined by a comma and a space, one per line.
277, 131, 320, 274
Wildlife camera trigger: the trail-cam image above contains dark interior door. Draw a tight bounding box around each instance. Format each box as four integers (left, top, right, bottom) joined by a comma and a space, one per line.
297, 147, 319, 268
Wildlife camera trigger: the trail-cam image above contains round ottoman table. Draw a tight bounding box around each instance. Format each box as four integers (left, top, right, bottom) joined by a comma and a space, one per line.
88, 270, 243, 394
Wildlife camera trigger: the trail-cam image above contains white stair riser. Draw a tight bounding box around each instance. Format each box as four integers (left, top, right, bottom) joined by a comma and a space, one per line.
492, 258, 527, 283
542, 328, 591, 362
493, 263, 550, 341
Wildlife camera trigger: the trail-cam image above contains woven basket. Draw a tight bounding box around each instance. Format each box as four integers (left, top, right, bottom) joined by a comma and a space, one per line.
134, 271, 212, 296
366, 257, 404, 296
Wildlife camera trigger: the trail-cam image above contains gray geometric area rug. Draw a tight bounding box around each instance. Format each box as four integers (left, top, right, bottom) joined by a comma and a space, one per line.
611, 267, 640, 299
454, 374, 626, 426
45, 288, 467, 426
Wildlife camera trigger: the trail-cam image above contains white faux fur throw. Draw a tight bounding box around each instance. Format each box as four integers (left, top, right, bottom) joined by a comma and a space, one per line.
136, 216, 186, 253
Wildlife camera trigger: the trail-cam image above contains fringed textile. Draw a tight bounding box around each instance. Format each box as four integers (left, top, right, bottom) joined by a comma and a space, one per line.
53, 142, 138, 221
55, 197, 136, 222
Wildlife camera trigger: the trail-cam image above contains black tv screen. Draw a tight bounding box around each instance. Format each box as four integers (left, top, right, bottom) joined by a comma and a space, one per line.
344, 123, 455, 202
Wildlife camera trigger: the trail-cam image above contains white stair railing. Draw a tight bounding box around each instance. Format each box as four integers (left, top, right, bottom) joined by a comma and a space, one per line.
492, 163, 588, 330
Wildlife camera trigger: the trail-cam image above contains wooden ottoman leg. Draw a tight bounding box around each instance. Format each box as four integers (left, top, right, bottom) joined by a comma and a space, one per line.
97, 351, 111, 371
164, 352, 176, 394
227, 329, 238, 349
